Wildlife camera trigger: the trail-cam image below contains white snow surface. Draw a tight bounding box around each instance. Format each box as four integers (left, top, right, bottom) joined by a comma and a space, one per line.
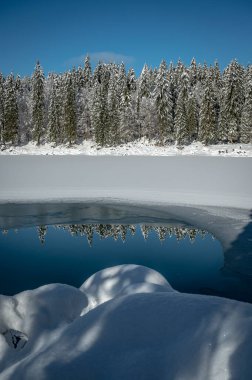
0, 264, 252, 380
0, 155, 251, 209
1, 140, 252, 157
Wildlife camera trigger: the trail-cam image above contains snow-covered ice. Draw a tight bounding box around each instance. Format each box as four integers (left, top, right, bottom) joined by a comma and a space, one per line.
1, 140, 252, 157
0, 264, 252, 380
0, 155, 251, 209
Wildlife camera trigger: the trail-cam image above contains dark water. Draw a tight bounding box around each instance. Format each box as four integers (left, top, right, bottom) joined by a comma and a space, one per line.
0, 203, 251, 303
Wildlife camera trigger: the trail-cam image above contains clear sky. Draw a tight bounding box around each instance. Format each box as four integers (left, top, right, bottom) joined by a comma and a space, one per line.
0, 0, 251, 77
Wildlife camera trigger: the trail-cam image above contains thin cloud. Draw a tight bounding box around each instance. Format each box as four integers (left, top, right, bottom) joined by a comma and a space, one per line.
65, 51, 134, 67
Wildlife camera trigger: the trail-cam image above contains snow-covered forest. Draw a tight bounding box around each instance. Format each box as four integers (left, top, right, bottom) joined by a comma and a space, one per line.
0, 57, 251, 147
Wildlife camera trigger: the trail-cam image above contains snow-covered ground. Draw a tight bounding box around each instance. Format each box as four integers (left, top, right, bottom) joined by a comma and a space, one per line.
0, 155, 251, 209
1, 140, 252, 157
1, 264, 252, 380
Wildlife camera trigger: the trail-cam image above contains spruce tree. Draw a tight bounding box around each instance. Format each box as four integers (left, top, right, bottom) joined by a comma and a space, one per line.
0, 73, 4, 144
175, 71, 189, 145
91, 77, 109, 146
119, 68, 137, 142
187, 94, 198, 142
138, 64, 151, 102
199, 75, 217, 145
127, 68, 137, 92
3, 74, 19, 144
63, 73, 77, 145
32, 61, 45, 144
48, 75, 62, 144
108, 71, 120, 145
219, 60, 244, 143
240, 65, 252, 143
137, 64, 152, 139
189, 58, 198, 88
83, 55, 92, 88
153, 60, 174, 144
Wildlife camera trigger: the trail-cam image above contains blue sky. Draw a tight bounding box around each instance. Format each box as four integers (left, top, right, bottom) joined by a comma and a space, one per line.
0, 0, 251, 76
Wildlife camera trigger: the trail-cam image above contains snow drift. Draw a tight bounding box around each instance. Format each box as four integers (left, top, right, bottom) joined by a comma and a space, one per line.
0, 265, 252, 380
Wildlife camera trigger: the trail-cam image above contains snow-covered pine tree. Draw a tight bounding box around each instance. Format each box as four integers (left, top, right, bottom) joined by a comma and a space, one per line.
0, 73, 4, 144
213, 61, 222, 91
32, 61, 45, 144
127, 68, 137, 92
219, 60, 244, 143
15, 76, 29, 144
189, 58, 198, 88
137, 64, 151, 105
48, 75, 62, 144
198, 74, 217, 145
83, 55, 92, 88
117, 67, 137, 143
210, 61, 222, 135
186, 93, 198, 142
175, 70, 190, 145
174, 59, 185, 90
240, 65, 252, 143
91, 66, 109, 147
153, 60, 174, 144
92, 61, 104, 85
63, 72, 77, 145
118, 62, 135, 143
137, 64, 154, 139
108, 70, 120, 145
3, 74, 19, 144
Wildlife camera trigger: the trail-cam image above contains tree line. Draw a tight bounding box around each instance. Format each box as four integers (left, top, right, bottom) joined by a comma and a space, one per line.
0, 57, 251, 147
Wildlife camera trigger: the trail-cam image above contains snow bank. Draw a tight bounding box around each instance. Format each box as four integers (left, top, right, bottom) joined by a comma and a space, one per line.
80, 264, 174, 310
1, 265, 252, 380
0, 155, 251, 209
1, 140, 252, 157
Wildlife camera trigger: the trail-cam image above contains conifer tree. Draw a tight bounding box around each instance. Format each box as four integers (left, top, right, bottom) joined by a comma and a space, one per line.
16, 76, 32, 144
138, 64, 151, 103
3, 74, 19, 144
127, 68, 137, 92
153, 60, 174, 144
175, 71, 189, 145
108, 71, 120, 145
199, 75, 217, 145
83, 55, 92, 88
219, 60, 244, 142
118, 68, 137, 142
137, 64, 152, 139
0, 73, 4, 144
189, 58, 198, 88
48, 75, 62, 143
63, 73, 77, 145
91, 77, 109, 146
32, 61, 45, 144
240, 65, 252, 143
187, 94, 198, 142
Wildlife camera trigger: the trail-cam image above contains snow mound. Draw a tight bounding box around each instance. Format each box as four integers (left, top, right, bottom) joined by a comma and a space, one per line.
1, 265, 252, 380
80, 264, 173, 309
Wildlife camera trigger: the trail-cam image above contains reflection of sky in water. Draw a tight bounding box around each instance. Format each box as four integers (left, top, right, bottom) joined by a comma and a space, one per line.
0, 224, 249, 303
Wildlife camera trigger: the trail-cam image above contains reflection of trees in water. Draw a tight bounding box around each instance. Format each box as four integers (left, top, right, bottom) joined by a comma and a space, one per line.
1, 224, 210, 245
43, 224, 208, 246
37, 225, 47, 245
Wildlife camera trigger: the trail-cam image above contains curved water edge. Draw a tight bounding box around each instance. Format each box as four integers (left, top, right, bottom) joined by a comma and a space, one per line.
0, 201, 251, 284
